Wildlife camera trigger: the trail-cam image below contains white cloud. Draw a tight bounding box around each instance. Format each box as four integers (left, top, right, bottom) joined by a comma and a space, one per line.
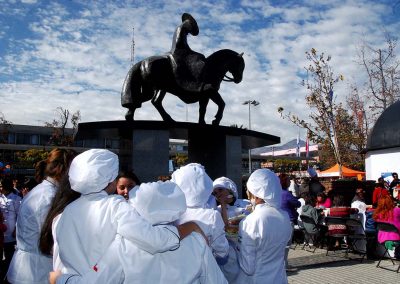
0, 0, 399, 144
21, 0, 37, 3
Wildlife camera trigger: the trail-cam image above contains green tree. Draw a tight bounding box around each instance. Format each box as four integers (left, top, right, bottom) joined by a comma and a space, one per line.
278, 48, 362, 176
173, 153, 188, 167
15, 149, 49, 169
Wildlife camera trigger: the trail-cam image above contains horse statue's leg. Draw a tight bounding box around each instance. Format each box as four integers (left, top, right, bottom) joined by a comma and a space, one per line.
151, 90, 175, 123
124, 107, 136, 122
198, 97, 209, 124
209, 91, 225, 126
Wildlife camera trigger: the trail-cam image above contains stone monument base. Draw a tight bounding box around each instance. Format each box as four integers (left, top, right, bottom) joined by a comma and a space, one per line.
75, 120, 280, 193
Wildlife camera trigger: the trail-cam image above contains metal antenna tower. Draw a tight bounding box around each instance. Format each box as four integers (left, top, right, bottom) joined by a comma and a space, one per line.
130, 27, 135, 66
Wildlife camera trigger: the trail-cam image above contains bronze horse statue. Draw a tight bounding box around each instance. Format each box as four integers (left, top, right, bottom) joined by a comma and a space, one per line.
121, 49, 245, 125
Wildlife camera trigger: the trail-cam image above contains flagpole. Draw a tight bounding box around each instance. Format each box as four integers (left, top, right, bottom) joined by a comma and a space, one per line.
297, 127, 301, 176
305, 131, 310, 169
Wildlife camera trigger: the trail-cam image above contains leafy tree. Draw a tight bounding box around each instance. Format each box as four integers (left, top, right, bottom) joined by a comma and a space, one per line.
270, 159, 303, 173
173, 153, 188, 167
278, 48, 361, 176
15, 149, 49, 169
230, 124, 247, 129
262, 158, 318, 173
45, 107, 81, 146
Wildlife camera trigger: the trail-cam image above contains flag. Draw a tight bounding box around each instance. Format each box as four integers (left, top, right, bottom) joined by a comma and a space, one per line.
305, 134, 309, 158
296, 131, 300, 157
328, 89, 333, 103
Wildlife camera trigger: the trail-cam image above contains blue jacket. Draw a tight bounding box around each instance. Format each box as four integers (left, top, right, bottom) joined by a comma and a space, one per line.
281, 189, 301, 223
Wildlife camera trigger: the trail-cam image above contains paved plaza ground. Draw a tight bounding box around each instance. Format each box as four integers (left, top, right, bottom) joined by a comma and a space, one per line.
287, 246, 399, 284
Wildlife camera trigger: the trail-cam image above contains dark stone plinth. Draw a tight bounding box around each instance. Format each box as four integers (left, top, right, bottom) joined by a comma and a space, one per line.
131, 129, 170, 183
75, 120, 280, 188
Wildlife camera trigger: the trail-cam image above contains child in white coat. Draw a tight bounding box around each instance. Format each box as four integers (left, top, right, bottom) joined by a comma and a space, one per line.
172, 163, 229, 261
234, 169, 292, 283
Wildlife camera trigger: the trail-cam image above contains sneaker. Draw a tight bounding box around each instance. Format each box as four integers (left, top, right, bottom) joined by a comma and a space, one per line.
286, 266, 298, 272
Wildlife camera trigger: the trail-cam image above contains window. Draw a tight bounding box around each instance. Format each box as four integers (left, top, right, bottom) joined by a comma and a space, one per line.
30, 134, 39, 145
7, 133, 15, 144
84, 139, 104, 148
74, 139, 84, 147
105, 138, 120, 149
40, 135, 51, 145
16, 133, 31, 144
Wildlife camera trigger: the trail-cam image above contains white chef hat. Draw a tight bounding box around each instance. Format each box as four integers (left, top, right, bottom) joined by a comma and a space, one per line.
130, 181, 186, 225
307, 167, 318, 178
171, 163, 213, 208
68, 149, 119, 195
246, 169, 281, 208
213, 177, 238, 199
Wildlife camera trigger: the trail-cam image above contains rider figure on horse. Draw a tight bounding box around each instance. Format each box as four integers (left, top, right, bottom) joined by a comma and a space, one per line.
121, 12, 244, 124
169, 13, 209, 93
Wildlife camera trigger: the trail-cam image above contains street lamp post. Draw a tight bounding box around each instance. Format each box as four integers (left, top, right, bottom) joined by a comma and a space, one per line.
243, 100, 260, 173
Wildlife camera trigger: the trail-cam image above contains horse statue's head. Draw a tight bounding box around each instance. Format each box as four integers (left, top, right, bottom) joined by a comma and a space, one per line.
222, 51, 245, 84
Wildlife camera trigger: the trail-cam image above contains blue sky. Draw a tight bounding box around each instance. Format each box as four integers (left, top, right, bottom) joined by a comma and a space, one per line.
1, 0, 399, 144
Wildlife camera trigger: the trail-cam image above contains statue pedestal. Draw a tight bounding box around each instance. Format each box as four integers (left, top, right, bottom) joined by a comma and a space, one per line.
75, 121, 280, 193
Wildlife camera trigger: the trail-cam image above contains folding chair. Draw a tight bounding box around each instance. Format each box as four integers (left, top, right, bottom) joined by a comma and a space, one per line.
346, 218, 368, 262
325, 216, 349, 257
375, 221, 400, 273
300, 215, 324, 253
291, 223, 305, 250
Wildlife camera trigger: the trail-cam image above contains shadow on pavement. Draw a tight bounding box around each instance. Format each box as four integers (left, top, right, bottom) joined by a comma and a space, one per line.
287, 249, 375, 276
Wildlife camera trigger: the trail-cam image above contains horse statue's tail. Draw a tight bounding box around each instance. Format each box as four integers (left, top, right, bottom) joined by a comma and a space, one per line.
121, 62, 143, 109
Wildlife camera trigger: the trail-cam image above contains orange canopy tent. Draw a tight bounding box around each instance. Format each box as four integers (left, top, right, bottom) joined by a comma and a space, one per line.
318, 164, 365, 180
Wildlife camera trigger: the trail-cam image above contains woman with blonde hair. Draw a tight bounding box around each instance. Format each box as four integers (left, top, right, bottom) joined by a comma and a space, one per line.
7, 148, 77, 284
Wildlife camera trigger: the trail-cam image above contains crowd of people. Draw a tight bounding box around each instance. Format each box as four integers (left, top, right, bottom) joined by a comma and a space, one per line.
0, 148, 399, 283
0, 149, 290, 283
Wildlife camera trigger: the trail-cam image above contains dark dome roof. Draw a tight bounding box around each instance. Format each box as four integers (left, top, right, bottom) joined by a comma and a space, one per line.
366, 100, 400, 151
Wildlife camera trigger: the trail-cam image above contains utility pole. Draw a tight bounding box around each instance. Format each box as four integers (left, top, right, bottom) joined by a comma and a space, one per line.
243, 100, 260, 173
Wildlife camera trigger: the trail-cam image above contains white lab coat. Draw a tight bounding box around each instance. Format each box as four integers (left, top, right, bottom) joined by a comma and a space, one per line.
288, 180, 300, 197
216, 199, 250, 282
206, 195, 217, 209
0, 192, 21, 243
234, 203, 292, 284
7, 179, 56, 284
171, 163, 228, 258
52, 214, 63, 272
56, 191, 180, 276
56, 232, 227, 284
176, 207, 229, 259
